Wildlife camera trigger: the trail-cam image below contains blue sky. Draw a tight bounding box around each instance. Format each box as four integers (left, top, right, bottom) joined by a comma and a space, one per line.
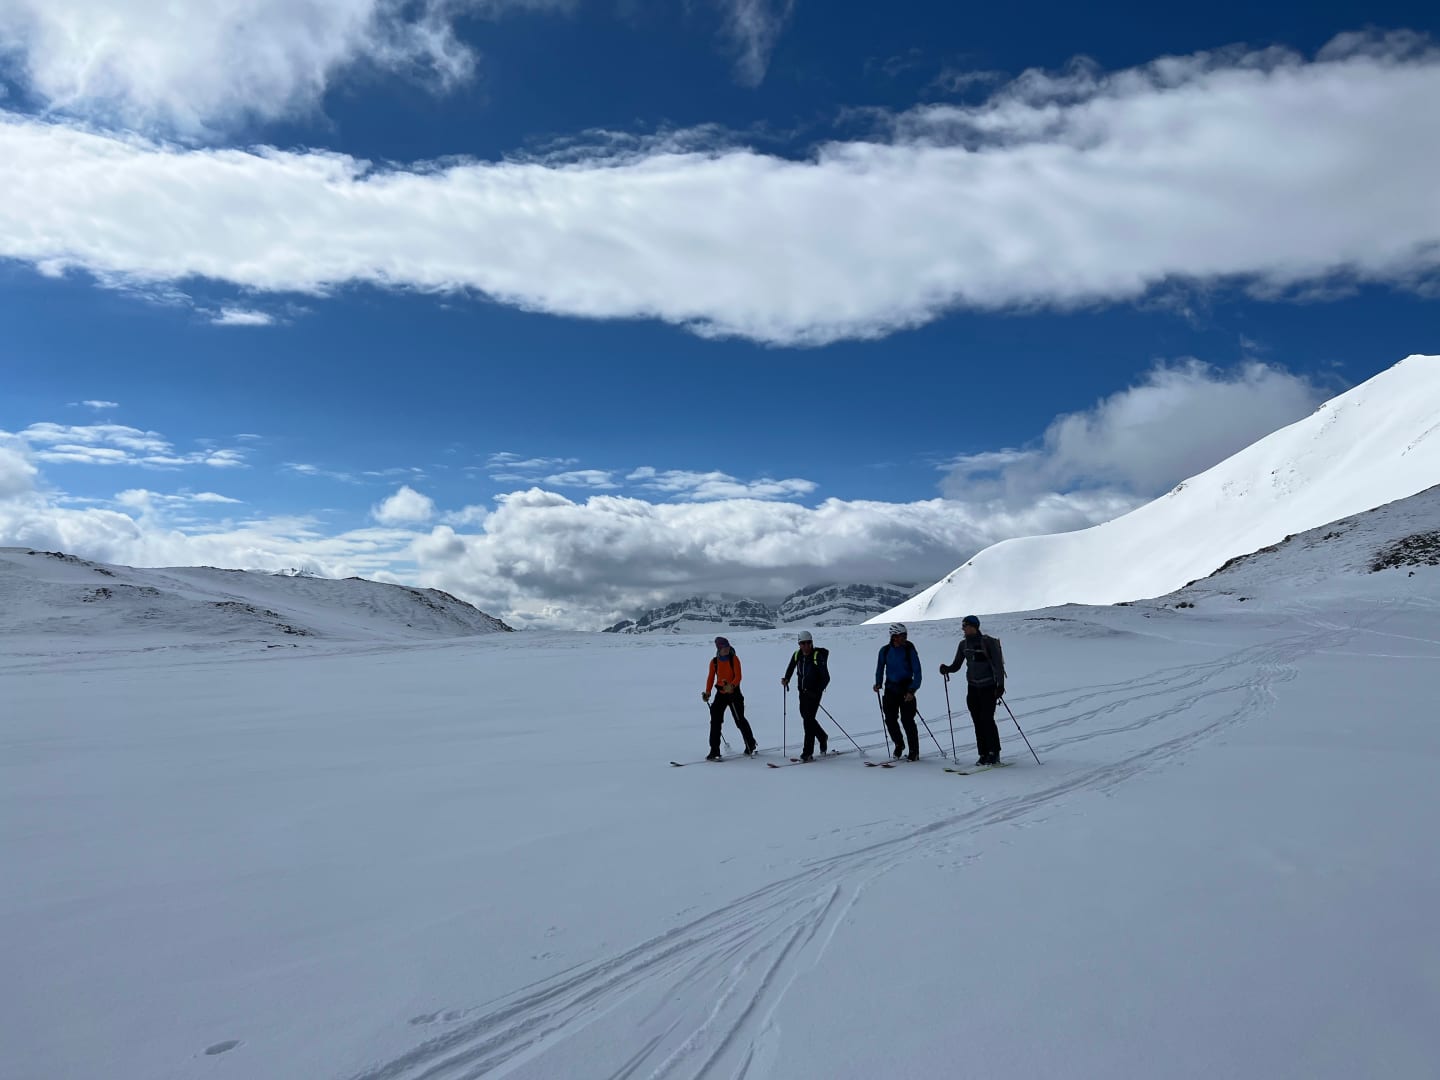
1, 0, 1438, 627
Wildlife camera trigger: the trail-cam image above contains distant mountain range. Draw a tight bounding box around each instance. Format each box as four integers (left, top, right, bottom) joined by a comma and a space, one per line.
603, 583, 917, 634
0, 548, 514, 642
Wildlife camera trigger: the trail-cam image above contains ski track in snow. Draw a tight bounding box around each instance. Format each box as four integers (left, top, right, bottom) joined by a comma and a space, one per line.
344, 608, 1380, 1080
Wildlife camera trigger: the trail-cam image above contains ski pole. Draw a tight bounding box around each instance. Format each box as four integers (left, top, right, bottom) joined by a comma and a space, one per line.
943, 675, 958, 762
1000, 697, 1040, 764
817, 702, 864, 756
782, 684, 788, 760
914, 706, 949, 759
874, 689, 892, 757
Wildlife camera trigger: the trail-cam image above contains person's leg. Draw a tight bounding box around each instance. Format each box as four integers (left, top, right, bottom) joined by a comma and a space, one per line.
809, 694, 829, 754
729, 691, 757, 751
900, 696, 920, 761
799, 694, 819, 758
980, 686, 1002, 761
882, 689, 905, 756
708, 697, 726, 757
966, 685, 986, 761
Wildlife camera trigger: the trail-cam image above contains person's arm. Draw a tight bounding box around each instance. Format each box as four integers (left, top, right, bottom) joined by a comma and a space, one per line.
909, 644, 922, 693
990, 637, 1006, 693
704, 658, 716, 697
940, 640, 965, 676
731, 655, 743, 686
874, 646, 885, 692
783, 653, 798, 686
815, 650, 831, 693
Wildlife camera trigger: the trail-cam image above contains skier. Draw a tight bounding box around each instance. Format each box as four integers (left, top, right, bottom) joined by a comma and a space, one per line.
781, 630, 831, 761
702, 636, 757, 760
939, 615, 1006, 766
873, 622, 922, 761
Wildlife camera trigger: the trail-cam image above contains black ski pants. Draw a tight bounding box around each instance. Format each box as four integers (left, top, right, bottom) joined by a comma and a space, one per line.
798, 692, 829, 757
881, 685, 919, 758
709, 691, 756, 752
967, 684, 1002, 759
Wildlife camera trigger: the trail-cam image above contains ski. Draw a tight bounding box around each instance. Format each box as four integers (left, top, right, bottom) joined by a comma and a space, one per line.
768, 750, 852, 768
944, 762, 1013, 775
673, 750, 772, 766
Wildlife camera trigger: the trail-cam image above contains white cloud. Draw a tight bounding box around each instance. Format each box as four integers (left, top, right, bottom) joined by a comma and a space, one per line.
285, 462, 358, 483
70, 399, 120, 410
115, 488, 243, 510
406, 486, 1132, 627
544, 469, 619, 489
372, 484, 435, 524
485, 453, 578, 472
627, 468, 817, 501
211, 307, 275, 327
2, 36, 1438, 344
0, 445, 38, 498
943, 361, 1329, 501
5, 422, 251, 469
0, 0, 574, 139
931, 68, 1006, 95
714, 0, 794, 87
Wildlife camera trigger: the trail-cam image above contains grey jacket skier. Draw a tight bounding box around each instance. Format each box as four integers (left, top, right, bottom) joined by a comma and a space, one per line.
939, 615, 1006, 766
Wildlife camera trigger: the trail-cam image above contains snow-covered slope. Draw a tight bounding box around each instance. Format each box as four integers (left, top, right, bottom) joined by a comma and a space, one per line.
878, 354, 1440, 624
1166, 483, 1440, 606
605, 582, 916, 633
0, 548, 514, 641
6, 536, 1439, 1080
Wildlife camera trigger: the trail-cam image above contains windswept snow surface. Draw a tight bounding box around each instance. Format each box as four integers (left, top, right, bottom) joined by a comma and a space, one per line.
878, 354, 1440, 624
4, 507, 1440, 1079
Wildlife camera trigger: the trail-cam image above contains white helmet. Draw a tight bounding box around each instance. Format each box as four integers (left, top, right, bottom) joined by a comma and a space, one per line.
888, 622, 907, 636
796, 630, 813, 643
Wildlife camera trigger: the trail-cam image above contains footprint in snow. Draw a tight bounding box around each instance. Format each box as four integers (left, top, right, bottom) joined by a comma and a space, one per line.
204, 1041, 240, 1056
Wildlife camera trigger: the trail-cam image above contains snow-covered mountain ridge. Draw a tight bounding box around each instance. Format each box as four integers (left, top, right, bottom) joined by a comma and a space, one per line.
878, 354, 1440, 624
0, 548, 514, 641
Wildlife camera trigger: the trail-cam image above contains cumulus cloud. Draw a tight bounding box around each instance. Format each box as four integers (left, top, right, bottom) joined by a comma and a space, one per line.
713, 0, 794, 87
0, 0, 574, 139
943, 361, 1329, 501
2, 35, 1438, 344
407, 486, 1133, 627
0, 445, 38, 498
70, 399, 119, 410
372, 484, 435, 524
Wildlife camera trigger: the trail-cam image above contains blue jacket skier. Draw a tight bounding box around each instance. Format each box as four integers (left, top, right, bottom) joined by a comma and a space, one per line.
873, 622, 922, 760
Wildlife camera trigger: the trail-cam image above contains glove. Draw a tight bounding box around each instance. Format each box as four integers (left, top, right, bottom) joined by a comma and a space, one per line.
872, 684, 882, 694
702, 691, 710, 703
781, 679, 790, 690
938, 664, 950, 676
903, 691, 915, 703
996, 683, 1005, 699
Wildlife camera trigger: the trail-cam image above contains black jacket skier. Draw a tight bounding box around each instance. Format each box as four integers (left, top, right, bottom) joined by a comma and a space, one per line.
939, 615, 1006, 765
782, 631, 830, 760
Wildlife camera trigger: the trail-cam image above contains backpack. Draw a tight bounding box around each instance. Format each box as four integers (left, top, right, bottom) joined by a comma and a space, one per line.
791, 647, 830, 692
881, 641, 918, 681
